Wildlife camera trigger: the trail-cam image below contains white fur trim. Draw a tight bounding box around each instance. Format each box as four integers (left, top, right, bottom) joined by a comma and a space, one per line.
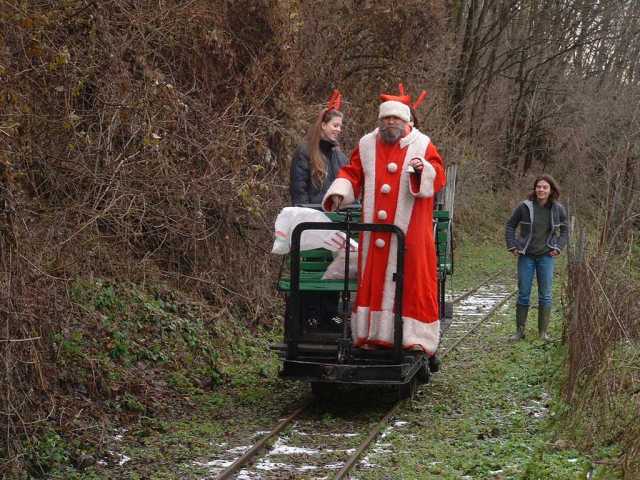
358, 130, 377, 224
352, 127, 441, 354
353, 308, 440, 354
358, 130, 377, 271
399, 127, 427, 149
352, 306, 370, 340
409, 158, 436, 198
379, 101, 411, 122
322, 178, 355, 211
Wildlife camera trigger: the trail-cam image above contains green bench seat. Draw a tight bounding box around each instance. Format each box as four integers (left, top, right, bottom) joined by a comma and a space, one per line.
277, 275, 357, 292
277, 248, 357, 292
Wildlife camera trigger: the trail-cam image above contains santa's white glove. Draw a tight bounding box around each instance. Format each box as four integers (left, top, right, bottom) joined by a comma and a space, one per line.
327, 194, 343, 212
408, 157, 424, 173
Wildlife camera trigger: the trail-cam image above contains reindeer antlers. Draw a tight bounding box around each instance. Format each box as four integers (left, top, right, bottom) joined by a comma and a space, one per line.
380, 83, 428, 110
326, 89, 342, 111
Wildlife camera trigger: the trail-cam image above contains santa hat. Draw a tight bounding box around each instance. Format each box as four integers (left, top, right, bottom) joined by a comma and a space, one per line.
378, 83, 427, 123
378, 100, 411, 122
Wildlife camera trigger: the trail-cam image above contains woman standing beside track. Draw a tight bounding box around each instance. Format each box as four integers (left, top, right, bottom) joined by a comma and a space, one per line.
505, 174, 569, 341
290, 90, 348, 205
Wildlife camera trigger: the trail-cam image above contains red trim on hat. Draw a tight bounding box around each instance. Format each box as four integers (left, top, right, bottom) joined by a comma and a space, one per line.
380, 93, 411, 104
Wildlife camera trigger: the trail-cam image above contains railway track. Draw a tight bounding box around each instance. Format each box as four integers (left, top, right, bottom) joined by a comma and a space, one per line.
209, 275, 516, 480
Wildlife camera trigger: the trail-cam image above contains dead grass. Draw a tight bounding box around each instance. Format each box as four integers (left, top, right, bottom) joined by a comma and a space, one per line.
563, 222, 640, 478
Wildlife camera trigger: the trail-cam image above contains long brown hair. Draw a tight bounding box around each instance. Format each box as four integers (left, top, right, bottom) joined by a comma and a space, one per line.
528, 174, 561, 203
306, 109, 343, 187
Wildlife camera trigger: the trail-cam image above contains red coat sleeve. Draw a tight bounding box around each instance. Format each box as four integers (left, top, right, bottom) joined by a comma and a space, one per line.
321, 146, 365, 210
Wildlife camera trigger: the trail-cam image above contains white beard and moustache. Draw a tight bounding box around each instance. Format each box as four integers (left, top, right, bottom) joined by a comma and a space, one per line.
379, 124, 404, 144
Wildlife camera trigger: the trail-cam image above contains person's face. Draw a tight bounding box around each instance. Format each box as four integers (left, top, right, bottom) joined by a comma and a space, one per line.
535, 180, 551, 203
321, 116, 342, 143
379, 115, 407, 144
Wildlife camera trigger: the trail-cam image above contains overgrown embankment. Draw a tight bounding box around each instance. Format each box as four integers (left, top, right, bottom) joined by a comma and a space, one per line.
1, 1, 298, 475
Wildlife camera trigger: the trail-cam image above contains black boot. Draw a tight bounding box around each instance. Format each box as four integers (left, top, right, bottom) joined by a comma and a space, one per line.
538, 306, 551, 341
510, 304, 529, 341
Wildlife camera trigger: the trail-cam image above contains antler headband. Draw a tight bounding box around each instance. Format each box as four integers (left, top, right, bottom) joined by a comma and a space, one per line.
326, 89, 342, 111
380, 83, 428, 110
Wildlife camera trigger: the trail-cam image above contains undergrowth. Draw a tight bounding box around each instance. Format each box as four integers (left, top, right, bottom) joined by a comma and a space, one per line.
18, 278, 284, 479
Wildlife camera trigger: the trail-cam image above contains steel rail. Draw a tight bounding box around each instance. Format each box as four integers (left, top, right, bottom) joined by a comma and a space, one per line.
449, 269, 509, 305
440, 271, 512, 339
441, 289, 517, 359
214, 403, 309, 480
334, 400, 404, 480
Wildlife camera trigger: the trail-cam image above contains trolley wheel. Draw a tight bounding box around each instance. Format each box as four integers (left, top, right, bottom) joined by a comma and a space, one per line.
428, 355, 441, 373
398, 377, 417, 401
417, 362, 431, 384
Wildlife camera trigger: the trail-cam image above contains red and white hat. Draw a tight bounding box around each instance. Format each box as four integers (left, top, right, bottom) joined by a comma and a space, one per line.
378, 84, 427, 123
378, 100, 411, 122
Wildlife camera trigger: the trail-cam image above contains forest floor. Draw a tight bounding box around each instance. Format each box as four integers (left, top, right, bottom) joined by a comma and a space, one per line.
31, 242, 624, 480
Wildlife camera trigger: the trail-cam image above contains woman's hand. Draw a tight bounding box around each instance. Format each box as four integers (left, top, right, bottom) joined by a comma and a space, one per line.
549, 249, 560, 257
510, 249, 520, 257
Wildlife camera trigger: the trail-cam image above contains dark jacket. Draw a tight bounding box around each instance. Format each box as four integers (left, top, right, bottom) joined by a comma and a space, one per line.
505, 200, 569, 254
289, 140, 348, 205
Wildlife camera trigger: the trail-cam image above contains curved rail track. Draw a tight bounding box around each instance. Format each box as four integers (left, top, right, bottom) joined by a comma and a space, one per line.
210, 275, 515, 480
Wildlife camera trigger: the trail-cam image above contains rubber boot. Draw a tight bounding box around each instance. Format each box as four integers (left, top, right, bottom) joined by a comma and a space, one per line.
538, 306, 551, 341
510, 304, 529, 341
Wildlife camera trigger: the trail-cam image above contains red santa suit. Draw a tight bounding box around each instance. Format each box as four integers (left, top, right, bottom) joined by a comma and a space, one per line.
322, 127, 446, 354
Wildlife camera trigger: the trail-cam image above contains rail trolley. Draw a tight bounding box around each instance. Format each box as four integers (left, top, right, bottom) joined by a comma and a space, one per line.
273, 165, 457, 399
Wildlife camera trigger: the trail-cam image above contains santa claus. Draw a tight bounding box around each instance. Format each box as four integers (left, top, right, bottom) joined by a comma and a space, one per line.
322, 85, 446, 358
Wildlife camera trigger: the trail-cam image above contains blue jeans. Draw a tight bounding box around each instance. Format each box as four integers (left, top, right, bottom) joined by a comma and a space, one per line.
517, 254, 555, 307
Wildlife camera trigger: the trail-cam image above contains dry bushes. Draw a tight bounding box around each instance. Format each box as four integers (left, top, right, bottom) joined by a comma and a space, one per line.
1, 0, 300, 472
559, 83, 640, 477
295, 1, 450, 143
564, 221, 640, 478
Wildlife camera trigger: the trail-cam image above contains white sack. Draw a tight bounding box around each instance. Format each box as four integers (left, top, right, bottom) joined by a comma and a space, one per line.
322, 249, 358, 280
271, 207, 358, 255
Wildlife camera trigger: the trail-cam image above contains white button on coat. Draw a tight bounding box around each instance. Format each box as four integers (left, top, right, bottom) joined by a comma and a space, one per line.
375, 238, 386, 248
381, 184, 391, 194
387, 162, 398, 173
377, 210, 388, 220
